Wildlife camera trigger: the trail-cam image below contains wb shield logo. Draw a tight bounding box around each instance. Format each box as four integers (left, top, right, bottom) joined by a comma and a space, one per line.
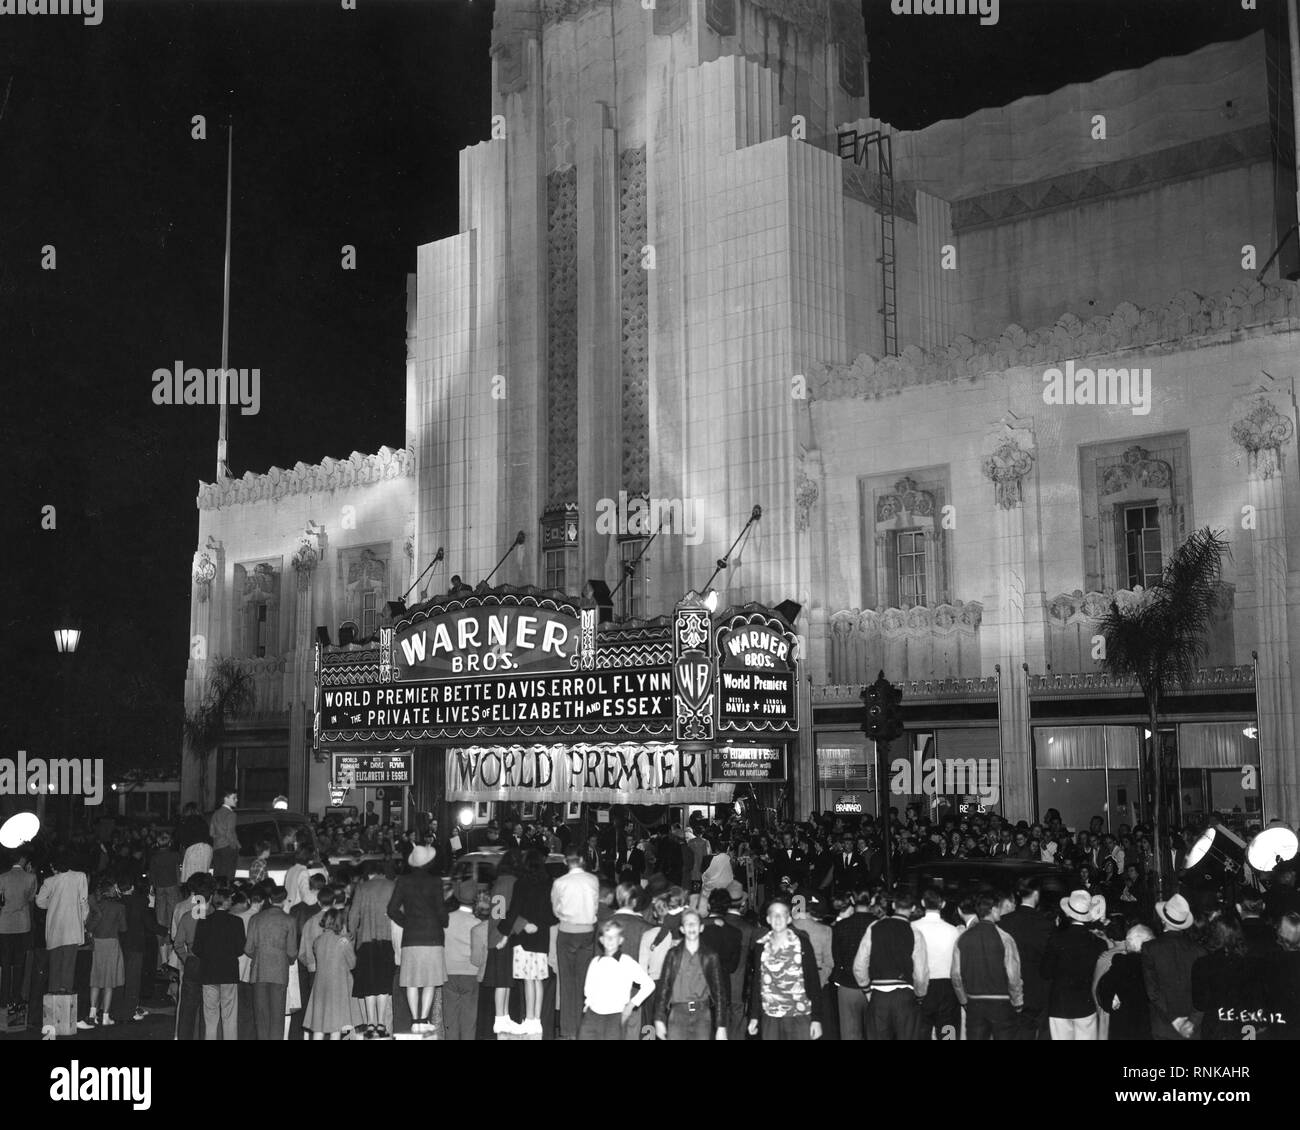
674, 656, 712, 713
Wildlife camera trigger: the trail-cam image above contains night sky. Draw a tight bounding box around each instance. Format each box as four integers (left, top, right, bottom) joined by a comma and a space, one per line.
1, 0, 1278, 759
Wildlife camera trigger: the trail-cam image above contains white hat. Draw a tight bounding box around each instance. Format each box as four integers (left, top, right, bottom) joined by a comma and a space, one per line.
1155, 893, 1193, 931
1060, 889, 1104, 923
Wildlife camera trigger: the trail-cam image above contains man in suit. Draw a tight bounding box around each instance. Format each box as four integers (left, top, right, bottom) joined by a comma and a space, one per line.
724, 885, 755, 1040
770, 832, 807, 888
827, 835, 865, 899
998, 877, 1054, 1039
244, 885, 299, 1040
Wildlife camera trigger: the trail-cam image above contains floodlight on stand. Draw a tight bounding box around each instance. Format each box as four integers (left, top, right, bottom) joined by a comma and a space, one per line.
1184, 822, 1249, 876
0, 811, 40, 849
457, 806, 474, 828
700, 504, 762, 593
1247, 823, 1299, 874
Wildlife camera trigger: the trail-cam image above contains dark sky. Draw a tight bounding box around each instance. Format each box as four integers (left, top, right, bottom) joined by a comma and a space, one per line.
1, 0, 1279, 752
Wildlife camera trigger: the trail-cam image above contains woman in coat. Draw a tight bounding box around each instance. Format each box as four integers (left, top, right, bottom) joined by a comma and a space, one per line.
387, 844, 449, 1033
304, 909, 356, 1040
484, 849, 521, 1036
501, 849, 556, 1038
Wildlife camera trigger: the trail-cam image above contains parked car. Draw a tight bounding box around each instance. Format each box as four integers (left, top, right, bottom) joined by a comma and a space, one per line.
900, 858, 1077, 907
233, 809, 318, 886
443, 847, 567, 902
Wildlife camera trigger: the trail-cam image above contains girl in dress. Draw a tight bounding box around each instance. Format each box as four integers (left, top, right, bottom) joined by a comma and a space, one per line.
86, 877, 126, 1027
304, 909, 356, 1041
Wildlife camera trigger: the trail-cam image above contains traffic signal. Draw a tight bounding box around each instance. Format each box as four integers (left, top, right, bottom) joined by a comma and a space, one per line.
861, 670, 904, 743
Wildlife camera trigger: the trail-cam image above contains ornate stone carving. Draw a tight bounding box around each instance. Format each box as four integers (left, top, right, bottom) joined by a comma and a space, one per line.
875, 476, 934, 523
197, 446, 413, 510
1046, 587, 1151, 627
547, 167, 579, 509
542, 0, 606, 22
291, 523, 323, 592
829, 600, 983, 640
980, 422, 1036, 509
192, 550, 216, 602
795, 466, 820, 532
404, 517, 416, 565
1231, 395, 1295, 481
620, 147, 649, 496
808, 281, 1300, 403
1099, 445, 1172, 496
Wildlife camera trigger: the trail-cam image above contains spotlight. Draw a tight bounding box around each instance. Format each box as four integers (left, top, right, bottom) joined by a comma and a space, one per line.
0, 812, 40, 849
457, 806, 474, 828
1184, 822, 1248, 877
1247, 824, 1299, 874
703, 589, 718, 612
272, 796, 289, 811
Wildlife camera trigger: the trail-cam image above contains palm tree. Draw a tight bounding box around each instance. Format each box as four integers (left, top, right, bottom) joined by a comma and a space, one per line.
1096, 526, 1229, 896
184, 657, 255, 806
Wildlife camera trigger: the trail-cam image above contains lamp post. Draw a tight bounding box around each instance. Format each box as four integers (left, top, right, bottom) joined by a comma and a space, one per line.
54, 622, 82, 835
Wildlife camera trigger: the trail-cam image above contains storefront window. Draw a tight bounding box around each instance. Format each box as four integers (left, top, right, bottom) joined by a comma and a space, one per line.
1176, 721, 1260, 837
815, 732, 878, 820
1033, 725, 1141, 833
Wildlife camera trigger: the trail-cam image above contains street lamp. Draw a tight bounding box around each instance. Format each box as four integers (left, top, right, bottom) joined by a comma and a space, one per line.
54, 618, 82, 834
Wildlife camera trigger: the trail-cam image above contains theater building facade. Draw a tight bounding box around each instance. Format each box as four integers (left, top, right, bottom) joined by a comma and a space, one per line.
183, 1, 1300, 832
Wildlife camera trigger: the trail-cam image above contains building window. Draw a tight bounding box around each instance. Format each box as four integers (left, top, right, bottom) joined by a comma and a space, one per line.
338, 545, 389, 642
544, 548, 567, 593
362, 591, 378, 640
863, 469, 949, 610
233, 560, 281, 658
839, 43, 865, 98
1124, 504, 1163, 589
705, 0, 735, 36
1080, 437, 1187, 593
618, 538, 646, 620
895, 529, 927, 607
1033, 725, 1142, 833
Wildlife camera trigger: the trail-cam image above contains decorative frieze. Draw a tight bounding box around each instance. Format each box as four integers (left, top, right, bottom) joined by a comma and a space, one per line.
829, 600, 983, 641
197, 446, 413, 510
795, 460, 820, 532
620, 147, 649, 497
808, 281, 1300, 403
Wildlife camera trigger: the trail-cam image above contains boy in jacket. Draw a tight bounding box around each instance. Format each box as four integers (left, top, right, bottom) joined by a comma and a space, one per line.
747, 894, 823, 1040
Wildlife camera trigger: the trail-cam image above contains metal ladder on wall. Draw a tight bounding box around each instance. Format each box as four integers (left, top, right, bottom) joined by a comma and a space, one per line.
861, 130, 898, 357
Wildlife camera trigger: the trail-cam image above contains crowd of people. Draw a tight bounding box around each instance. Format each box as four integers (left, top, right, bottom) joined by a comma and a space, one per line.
1, 793, 1297, 1041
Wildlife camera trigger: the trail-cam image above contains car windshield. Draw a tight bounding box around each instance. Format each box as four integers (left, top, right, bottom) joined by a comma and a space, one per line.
235, 821, 279, 857
237, 818, 317, 856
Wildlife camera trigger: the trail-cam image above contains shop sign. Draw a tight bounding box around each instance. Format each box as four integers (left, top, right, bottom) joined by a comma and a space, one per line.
708, 746, 787, 782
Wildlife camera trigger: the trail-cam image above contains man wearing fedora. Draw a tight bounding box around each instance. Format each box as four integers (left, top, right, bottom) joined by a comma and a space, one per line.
1141, 893, 1205, 1040
1042, 890, 1107, 1040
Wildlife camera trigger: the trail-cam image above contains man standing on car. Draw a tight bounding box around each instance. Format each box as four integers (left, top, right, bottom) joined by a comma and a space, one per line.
210, 789, 239, 881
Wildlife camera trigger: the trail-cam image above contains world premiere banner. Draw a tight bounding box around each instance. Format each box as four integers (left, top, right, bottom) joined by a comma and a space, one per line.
445, 742, 733, 805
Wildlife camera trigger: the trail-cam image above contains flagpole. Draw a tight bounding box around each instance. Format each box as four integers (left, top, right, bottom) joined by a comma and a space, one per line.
217, 119, 233, 481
